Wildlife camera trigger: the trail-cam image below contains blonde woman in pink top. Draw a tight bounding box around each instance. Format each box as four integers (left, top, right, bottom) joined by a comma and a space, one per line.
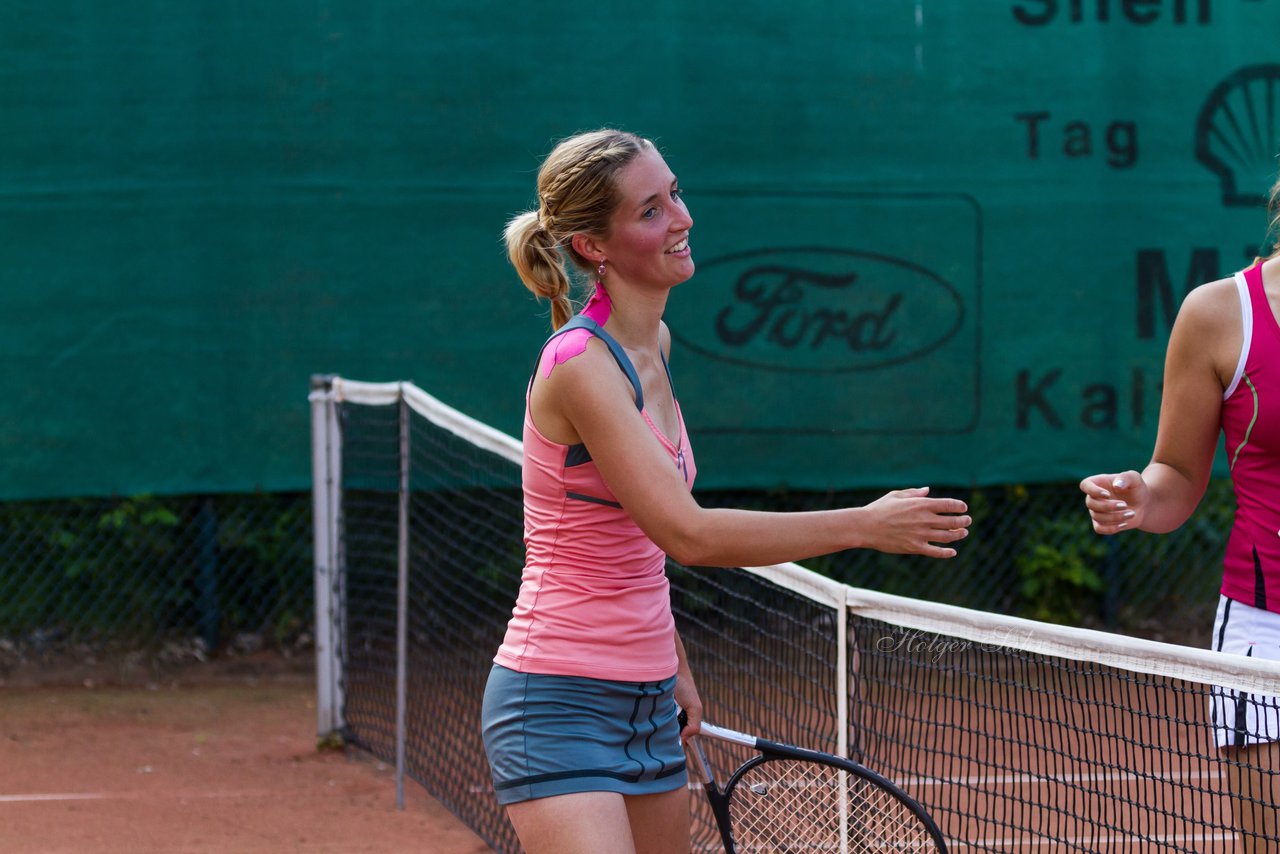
482, 128, 972, 854
1081, 174, 1280, 850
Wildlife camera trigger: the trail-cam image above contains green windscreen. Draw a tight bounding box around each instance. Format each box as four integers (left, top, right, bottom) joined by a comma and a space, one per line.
3, 1, 1277, 499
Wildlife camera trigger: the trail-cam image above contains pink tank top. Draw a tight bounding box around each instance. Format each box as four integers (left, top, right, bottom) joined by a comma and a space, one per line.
494, 288, 697, 681
1221, 261, 1280, 610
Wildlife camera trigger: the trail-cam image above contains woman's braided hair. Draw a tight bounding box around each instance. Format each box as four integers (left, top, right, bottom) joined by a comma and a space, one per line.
504, 130, 653, 329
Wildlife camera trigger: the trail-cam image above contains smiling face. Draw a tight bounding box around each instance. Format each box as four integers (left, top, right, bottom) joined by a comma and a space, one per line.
591, 147, 694, 291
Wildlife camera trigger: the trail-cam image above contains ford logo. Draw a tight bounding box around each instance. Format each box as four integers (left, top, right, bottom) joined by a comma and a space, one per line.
670, 247, 964, 373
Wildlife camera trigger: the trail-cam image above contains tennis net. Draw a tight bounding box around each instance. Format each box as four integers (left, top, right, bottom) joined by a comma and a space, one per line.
310, 375, 1280, 852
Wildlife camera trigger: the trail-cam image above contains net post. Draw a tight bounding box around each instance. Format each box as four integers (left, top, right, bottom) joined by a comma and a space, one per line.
836, 584, 850, 854
310, 374, 345, 738
394, 385, 411, 811
836, 583, 849, 757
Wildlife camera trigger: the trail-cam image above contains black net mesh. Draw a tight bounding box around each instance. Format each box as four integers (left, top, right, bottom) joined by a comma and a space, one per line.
324, 385, 1278, 853
845, 612, 1278, 851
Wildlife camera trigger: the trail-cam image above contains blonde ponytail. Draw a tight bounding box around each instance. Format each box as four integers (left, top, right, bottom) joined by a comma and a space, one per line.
504, 210, 573, 329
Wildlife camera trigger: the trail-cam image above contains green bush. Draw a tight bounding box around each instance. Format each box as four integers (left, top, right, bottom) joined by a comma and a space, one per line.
1015, 517, 1105, 624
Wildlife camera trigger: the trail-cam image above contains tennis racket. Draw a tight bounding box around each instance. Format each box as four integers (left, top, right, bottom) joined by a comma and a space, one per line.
682, 713, 948, 853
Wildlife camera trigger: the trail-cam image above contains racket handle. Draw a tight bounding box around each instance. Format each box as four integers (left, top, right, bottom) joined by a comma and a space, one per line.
678, 707, 758, 748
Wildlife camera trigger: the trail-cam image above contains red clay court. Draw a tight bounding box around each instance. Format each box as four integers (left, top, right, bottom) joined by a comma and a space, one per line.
1, 661, 489, 854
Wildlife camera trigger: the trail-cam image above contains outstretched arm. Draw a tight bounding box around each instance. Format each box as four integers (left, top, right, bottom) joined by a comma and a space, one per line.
1081, 279, 1236, 534
537, 341, 970, 567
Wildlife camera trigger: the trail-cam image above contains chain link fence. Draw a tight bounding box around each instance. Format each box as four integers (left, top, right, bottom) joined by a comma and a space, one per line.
700, 479, 1234, 644
0, 479, 1234, 673
0, 492, 314, 675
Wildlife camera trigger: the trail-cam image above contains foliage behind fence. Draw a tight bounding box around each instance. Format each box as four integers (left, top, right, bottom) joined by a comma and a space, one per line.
0, 492, 313, 667
0, 480, 1235, 665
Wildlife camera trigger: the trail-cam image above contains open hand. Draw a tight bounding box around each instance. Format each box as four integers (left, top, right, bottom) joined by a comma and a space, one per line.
863, 487, 970, 558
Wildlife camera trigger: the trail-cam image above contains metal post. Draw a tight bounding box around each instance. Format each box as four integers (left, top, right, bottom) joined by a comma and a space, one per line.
310, 374, 344, 738
197, 497, 220, 653
836, 587, 850, 854
395, 386, 411, 810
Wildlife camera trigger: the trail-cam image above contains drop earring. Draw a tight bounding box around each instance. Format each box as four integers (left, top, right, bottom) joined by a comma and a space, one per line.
596, 259, 606, 284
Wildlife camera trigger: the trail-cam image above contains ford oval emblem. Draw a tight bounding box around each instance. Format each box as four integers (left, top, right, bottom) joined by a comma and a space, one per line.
669, 247, 964, 373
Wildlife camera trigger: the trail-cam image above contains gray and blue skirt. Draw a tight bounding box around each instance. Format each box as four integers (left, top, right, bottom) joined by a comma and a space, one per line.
481, 664, 688, 805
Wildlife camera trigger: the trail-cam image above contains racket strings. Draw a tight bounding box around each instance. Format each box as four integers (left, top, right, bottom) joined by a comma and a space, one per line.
728, 759, 937, 852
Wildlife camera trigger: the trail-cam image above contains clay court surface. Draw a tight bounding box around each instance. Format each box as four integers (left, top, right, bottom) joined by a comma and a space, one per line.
0, 655, 492, 853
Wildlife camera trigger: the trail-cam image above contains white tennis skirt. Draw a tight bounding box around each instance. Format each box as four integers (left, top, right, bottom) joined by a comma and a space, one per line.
1210, 595, 1280, 749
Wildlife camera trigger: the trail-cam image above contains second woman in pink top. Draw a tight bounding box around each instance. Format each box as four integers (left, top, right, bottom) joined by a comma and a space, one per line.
1081, 173, 1280, 850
